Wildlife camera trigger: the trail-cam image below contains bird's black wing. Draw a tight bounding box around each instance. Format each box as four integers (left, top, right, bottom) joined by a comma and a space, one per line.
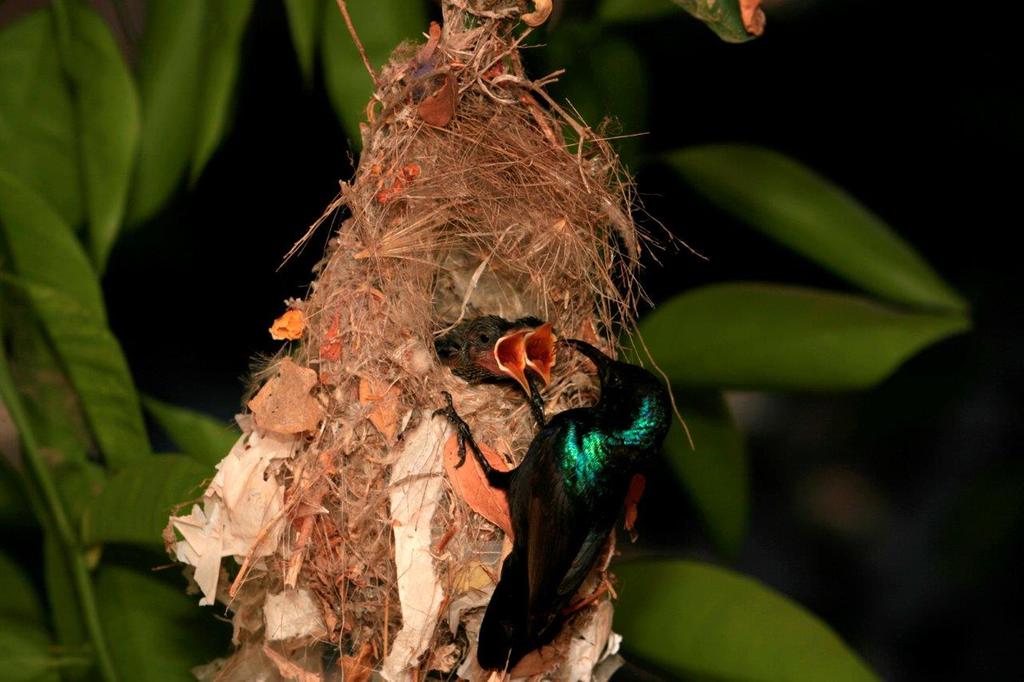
521, 414, 619, 646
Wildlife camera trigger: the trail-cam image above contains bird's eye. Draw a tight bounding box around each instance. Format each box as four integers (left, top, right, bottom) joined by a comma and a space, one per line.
478, 333, 491, 344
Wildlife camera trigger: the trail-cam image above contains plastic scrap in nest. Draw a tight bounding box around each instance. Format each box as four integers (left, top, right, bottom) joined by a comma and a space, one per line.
168, 424, 296, 606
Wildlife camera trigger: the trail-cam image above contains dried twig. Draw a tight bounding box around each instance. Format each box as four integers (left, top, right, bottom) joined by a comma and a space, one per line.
335, 0, 376, 83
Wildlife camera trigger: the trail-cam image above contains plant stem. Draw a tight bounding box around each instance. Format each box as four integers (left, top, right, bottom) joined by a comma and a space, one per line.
0, 343, 118, 681
334, 0, 376, 83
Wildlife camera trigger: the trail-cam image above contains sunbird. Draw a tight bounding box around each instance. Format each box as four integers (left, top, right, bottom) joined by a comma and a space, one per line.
435, 335, 671, 670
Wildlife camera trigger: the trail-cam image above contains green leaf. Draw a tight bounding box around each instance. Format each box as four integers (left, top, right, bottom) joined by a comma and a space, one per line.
53, 460, 106, 529
65, 1, 141, 271
95, 562, 229, 680
666, 392, 747, 556
0, 551, 46, 626
614, 560, 878, 681
82, 455, 209, 547
127, 1, 256, 221
190, 0, 255, 182
599, 0, 756, 43
321, 0, 426, 144
142, 395, 239, 467
127, 0, 205, 224
44, 532, 87, 649
0, 9, 82, 227
284, 0, 323, 85
639, 283, 969, 391
0, 170, 104, 319
667, 145, 967, 312
2, 303, 92, 465
0, 173, 150, 468
0, 619, 61, 682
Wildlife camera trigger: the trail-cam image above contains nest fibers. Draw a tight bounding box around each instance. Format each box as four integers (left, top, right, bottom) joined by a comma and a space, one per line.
167, 1, 653, 679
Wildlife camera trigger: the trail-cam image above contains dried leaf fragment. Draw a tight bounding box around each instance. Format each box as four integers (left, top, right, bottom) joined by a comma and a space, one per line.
319, 311, 342, 364
269, 309, 305, 341
248, 358, 323, 434
740, 0, 766, 36
417, 21, 442, 63
418, 74, 457, 127
358, 377, 402, 443
262, 644, 322, 682
338, 643, 373, 682
522, 0, 553, 27
443, 435, 512, 537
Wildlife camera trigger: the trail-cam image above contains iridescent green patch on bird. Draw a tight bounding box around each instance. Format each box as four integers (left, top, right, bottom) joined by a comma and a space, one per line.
617, 394, 668, 449
560, 395, 668, 496
561, 421, 609, 496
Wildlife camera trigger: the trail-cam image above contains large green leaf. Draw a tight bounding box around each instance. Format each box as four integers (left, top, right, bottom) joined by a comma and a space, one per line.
0, 619, 61, 682
0, 551, 46, 627
2, 301, 92, 466
64, 1, 141, 271
190, 0, 255, 182
128, 1, 255, 222
0, 9, 82, 227
0, 171, 103, 319
321, 0, 426, 144
639, 283, 969, 390
0, 172, 150, 468
284, 0, 323, 85
44, 532, 87, 649
127, 0, 205, 224
667, 145, 966, 312
81, 455, 209, 547
142, 396, 239, 467
614, 560, 878, 681
53, 460, 106, 530
599, 0, 756, 43
667, 392, 747, 556
95, 562, 229, 680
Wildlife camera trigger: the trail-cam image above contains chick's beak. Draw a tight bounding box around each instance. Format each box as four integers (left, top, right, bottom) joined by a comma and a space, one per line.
494, 330, 530, 393
524, 323, 557, 384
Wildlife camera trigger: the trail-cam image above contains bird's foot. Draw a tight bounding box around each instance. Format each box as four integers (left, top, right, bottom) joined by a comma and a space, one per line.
433, 391, 514, 489
433, 391, 475, 468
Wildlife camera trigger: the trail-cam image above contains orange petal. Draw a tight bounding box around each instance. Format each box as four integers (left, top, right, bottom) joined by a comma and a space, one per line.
494, 330, 530, 393
524, 322, 557, 384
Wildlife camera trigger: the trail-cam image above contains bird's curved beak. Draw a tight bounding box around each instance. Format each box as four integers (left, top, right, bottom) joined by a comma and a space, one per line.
524, 322, 557, 384
561, 338, 611, 373
494, 330, 531, 393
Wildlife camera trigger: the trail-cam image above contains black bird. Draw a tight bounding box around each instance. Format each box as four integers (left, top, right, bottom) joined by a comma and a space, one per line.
434, 338, 671, 670
434, 315, 555, 426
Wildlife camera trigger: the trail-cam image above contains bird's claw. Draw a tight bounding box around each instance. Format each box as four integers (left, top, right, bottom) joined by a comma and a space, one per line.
433, 390, 471, 468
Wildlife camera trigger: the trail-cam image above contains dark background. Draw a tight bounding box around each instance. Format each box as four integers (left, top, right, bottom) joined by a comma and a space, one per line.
101, 1, 1021, 679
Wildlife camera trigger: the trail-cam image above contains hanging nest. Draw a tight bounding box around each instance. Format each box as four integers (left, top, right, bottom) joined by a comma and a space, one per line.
166, 1, 653, 679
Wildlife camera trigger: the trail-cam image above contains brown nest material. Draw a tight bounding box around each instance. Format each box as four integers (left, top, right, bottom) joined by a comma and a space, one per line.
167, 1, 652, 680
